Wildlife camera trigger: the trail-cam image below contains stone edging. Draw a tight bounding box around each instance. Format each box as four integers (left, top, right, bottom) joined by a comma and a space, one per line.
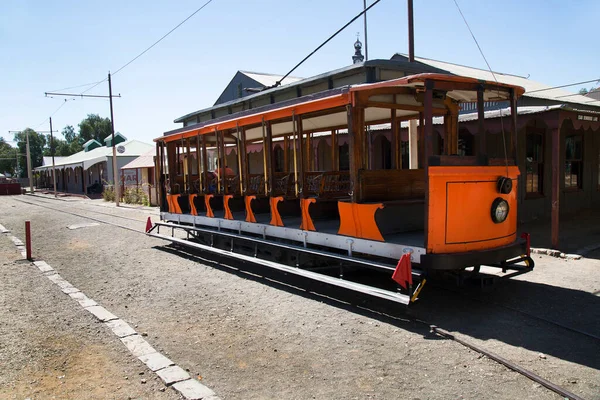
0, 222, 219, 400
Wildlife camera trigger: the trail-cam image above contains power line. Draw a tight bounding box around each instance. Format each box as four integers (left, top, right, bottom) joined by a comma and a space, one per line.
48, 80, 104, 93
112, 0, 214, 77
33, 99, 70, 130
77, 0, 215, 96
271, 0, 383, 89
526, 78, 600, 94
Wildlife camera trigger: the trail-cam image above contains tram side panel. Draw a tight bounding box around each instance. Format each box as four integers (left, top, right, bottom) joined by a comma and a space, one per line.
422, 165, 527, 270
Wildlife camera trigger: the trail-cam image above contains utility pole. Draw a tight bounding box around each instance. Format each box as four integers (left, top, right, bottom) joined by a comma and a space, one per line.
50, 117, 57, 197
25, 130, 33, 193
108, 72, 119, 206
363, 0, 369, 60
44, 83, 121, 204
407, 0, 415, 62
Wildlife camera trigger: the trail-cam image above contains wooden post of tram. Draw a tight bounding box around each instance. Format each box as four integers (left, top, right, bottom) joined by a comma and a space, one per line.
423, 81, 434, 248
347, 101, 365, 203
155, 142, 161, 208
391, 107, 400, 169
219, 130, 227, 194
201, 134, 209, 193
283, 135, 290, 173
331, 129, 339, 171
186, 138, 192, 192
196, 134, 202, 191
297, 116, 305, 196
551, 124, 560, 249
477, 86, 486, 157
240, 128, 249, 194
266, 122, 275, 195
509, 88, 518, 161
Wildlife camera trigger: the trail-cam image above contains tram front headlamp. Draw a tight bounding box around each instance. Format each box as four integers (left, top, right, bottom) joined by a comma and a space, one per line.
491, 198, 509, 223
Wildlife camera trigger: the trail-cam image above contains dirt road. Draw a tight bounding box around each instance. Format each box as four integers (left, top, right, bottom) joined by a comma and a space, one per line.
1, 194, 599, 399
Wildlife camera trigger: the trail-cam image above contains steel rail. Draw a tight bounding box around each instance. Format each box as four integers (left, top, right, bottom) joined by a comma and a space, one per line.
427, 324, 586, 400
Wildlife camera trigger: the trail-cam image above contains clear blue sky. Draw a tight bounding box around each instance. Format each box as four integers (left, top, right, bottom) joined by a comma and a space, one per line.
1, 0, 598, 146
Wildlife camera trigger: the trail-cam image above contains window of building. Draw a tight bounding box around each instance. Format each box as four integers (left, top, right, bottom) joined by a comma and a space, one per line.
525, 133, 544, 194
565, 134, 583, 190
338, 143, 349, 171
401, 141, 409, 169
597, 148, 600, 190
458, 131, 474, 156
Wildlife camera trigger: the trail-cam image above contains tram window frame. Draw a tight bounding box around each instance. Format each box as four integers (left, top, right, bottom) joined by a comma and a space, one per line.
564, 134, 583, 190
525, 131, 544, 196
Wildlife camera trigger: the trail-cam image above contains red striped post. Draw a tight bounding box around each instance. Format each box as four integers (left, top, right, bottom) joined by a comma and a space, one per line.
25, 220, 31, 261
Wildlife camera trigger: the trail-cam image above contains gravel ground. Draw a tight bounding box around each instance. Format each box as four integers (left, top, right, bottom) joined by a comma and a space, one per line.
2, 194, 599, 399
0, 228, 181, 399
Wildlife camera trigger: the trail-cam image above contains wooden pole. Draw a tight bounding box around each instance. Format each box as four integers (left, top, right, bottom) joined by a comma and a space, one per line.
331, 129, 339, 171
551, 125, 560, 249
240, 128, 248, 194
196, 134, 201, 192
298, 116, 305, 196
283, 135, 290, 173
477, 87, 486, 157
423, 81, 434, 249
391, 108, 400, 169
266, 121, 274, 195
236, 124, 243, 194
201, 134, 209, 193
260, 119, 269, 194
186, 137, 192, 193
292, 114, 299, 195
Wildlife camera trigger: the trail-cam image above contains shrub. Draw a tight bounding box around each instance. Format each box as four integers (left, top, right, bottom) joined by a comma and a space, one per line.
102, 186, 116, 202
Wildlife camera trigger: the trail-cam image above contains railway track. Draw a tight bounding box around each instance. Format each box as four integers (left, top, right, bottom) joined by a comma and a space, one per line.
12, 195, 590, 400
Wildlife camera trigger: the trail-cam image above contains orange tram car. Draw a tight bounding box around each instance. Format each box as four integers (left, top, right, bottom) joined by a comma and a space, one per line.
148, 73, 534, 305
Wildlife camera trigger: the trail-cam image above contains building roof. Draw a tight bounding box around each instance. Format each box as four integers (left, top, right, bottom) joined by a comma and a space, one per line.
238, 71, 303, 88
392, 54, 600, 109
42, 156, 66, 166
35, 140, 153, 171
121, 149, 155, 170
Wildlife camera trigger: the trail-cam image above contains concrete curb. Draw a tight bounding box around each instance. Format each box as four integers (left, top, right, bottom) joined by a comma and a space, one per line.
1, 223, 220, 400
530, 248, 582, 260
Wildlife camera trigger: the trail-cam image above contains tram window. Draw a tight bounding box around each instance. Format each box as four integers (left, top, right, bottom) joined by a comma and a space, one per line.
339, 143, 350, 171
525, 133, 543, 194
565, 134, 583, 190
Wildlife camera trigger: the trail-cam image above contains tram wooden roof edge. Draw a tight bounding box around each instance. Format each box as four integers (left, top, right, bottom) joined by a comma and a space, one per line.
156, 73, 526, 143
350, 73, 526, 98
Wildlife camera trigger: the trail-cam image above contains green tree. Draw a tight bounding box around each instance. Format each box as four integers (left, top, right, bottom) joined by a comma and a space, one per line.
78, 114, 112, 144
0, 137, 16, 176
13, 128, 46, 178
579, 88, 589, 95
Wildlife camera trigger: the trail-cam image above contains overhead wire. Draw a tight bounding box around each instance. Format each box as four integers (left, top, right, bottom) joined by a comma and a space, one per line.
271, 0, 383, 89
526, 78, 600, 94
452, 0, 509, 176
36, 0, 216, 130
79, 0, 215, 96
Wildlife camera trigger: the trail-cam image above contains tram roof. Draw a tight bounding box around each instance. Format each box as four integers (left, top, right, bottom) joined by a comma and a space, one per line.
158, 73, 525, 144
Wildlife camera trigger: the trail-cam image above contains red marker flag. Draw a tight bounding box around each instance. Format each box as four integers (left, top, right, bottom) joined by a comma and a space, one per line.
392, 253, 412, 289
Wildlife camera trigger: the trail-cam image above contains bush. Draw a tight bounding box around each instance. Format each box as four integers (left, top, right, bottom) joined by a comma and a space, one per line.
123, 186, 149, 205
102, 186, 116, 202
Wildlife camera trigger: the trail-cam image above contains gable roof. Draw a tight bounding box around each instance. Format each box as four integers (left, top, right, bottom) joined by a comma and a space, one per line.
392, 54, 600, 109
35, 140, 153, 171
121, 148, 155, 170
239, 71, 303, 88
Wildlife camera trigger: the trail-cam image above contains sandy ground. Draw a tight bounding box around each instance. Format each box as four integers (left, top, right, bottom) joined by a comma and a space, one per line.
1, 194, 599, 399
